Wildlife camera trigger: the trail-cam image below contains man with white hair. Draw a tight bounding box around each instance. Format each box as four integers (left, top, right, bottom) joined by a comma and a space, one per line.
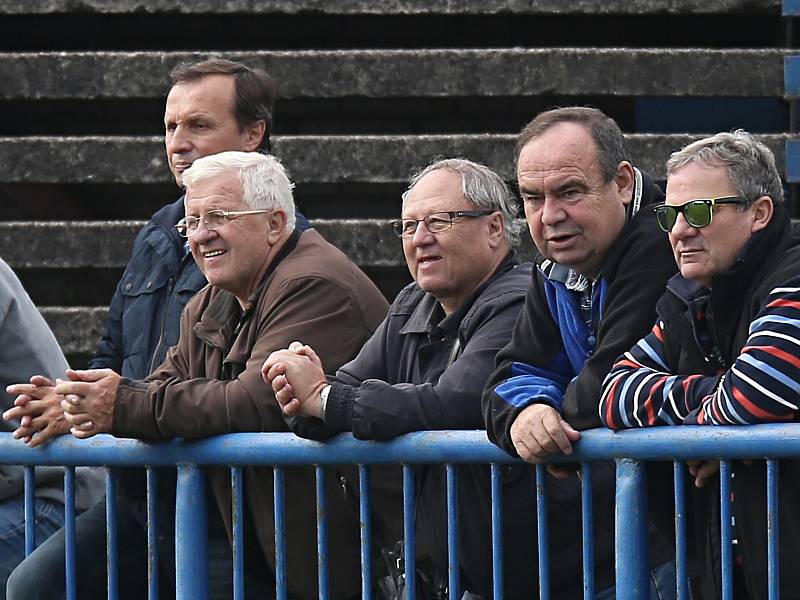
18, 151, 388, 600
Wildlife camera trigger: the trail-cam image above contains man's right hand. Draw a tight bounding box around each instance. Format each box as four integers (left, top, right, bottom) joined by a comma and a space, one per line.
509, 403, 581, 467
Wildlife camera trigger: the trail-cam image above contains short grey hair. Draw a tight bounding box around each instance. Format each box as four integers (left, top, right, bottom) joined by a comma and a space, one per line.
402, 158, 521, 246
182, 151, 296, 228
666, 130, 784, 206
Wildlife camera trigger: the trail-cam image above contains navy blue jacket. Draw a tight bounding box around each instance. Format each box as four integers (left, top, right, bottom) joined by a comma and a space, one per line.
89, 196, 309, 379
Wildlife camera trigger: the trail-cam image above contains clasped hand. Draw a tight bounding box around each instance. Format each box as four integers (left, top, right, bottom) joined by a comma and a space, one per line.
3, 369, 120, 445
262, 341, 327, 418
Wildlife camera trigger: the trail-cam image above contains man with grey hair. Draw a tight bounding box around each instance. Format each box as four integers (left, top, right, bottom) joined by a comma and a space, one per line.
30, 151, 388, 599
601, 130, 800, 598
262, 157, 580, 598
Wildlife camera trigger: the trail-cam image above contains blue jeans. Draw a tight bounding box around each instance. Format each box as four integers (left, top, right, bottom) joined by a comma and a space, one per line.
595, 560, 679, 600
0, 496, 65, 600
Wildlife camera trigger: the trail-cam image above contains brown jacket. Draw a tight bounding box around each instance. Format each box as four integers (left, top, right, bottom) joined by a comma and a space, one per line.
112, 228, 389, 599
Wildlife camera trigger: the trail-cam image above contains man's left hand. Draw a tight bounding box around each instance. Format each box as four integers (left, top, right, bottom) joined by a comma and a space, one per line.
58, 369, 121, 439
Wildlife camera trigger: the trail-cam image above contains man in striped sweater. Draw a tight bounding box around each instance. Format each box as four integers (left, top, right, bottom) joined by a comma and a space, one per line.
599, 130, 800, 598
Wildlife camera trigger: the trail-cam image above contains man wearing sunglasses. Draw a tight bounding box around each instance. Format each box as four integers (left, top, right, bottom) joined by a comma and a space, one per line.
482, 107, 679, 596
600, 130, 799, 598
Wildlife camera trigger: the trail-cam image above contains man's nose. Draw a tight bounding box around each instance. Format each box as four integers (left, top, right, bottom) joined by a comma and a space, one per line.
167, 125, 192, 154
191, 218, 217, 242
670, 212, 698, 238
540, 196, 566, 226
410, 220, 435, 246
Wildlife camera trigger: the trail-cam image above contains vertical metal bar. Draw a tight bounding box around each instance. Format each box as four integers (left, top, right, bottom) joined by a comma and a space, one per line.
403, 465, 416, 600
64, 467, 77, 600
316, 466, 329, 600
175, 465, 208, 600
106, 469, 119, 600
490, 464, 503, 600
580, 462, 594, 600
274, 467, 287, 600
147, 467, 159, 600
446, 464, 459, 600
615, 459, 649, 600
231, 467, 244, 600
23, 466, 35, 555
674, 462, 688, 600
358, 465, 372, 600
535, 464, 550, 600
720, 460, 732, 600
767, 460, 779, 600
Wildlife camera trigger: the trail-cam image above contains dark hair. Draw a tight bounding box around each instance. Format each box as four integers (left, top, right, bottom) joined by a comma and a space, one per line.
515, 107, 630, 183
170, 59, 277, 153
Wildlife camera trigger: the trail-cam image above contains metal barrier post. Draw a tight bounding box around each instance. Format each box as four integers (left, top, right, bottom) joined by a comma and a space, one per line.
175, 464, 208, 600
615, 459, 649, 599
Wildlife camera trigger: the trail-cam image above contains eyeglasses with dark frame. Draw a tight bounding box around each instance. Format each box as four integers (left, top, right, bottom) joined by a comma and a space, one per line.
176, 209, 272, 237
390, 210, 495, 238
653, 196, 746, 233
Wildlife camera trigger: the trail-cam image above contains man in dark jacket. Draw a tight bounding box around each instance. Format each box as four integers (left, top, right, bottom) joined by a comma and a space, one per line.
263, 158, 602, 598
600, 130, 800, 599
482, 107, 678, 596
55, 151, 386, 599
5, 59, 308, 598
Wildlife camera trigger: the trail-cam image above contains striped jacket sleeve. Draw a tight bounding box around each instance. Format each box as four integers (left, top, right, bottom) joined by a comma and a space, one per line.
600, 283, 800, 429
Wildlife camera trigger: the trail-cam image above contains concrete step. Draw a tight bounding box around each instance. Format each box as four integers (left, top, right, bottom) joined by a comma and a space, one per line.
0, 49, 787, 100
1, 134, 790, 186
0, 219, 539, 269
1, 1, 781, 15
39, 306, 107, 357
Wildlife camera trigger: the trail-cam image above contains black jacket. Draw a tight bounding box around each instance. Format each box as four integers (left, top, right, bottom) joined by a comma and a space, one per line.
617, 206, 800, 599
288, 256, 620, 597
483, 169, 676, 448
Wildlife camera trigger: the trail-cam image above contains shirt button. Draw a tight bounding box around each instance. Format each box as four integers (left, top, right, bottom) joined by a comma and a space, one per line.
587, 335, 596, 347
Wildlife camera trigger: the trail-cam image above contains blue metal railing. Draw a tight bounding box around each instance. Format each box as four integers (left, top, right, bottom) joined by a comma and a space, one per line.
2, 425, 798, 599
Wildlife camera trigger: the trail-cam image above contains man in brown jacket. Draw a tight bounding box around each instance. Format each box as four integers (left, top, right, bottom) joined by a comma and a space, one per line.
55, 150, 389, 599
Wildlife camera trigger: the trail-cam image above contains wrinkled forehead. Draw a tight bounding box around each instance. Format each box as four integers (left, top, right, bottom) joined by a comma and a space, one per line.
184, 171, 245, 213
401, 169, 472, 217
165, 75, 237, 117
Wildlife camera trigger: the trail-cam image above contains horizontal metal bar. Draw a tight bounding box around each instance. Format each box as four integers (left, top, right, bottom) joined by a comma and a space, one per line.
4, 426, 800, 467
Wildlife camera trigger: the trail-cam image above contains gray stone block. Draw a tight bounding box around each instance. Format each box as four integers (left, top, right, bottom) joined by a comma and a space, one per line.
0, 49, 787, 100
39, 306, 107, 356
0, 134, 790, 185
0, 0, 780, 15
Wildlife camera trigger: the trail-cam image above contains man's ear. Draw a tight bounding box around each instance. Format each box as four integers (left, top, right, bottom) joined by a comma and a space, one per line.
266, 209, 288, 243
242, 120, 267, 152
750, 196, 774, 234
614, 161, 635, 206
486, 211, 505, 249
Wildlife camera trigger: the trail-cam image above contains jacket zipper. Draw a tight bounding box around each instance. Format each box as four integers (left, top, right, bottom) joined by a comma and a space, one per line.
148, 275, 176, 374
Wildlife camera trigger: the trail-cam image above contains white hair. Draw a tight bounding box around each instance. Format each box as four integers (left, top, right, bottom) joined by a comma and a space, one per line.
182, 151, 296, 228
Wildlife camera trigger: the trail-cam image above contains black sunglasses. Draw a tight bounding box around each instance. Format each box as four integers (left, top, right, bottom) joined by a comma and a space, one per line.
653, 196, 745, 233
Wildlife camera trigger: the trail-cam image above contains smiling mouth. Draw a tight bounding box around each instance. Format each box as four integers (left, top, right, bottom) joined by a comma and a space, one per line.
203, 249, 226, 258
418, 256, 441, 266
